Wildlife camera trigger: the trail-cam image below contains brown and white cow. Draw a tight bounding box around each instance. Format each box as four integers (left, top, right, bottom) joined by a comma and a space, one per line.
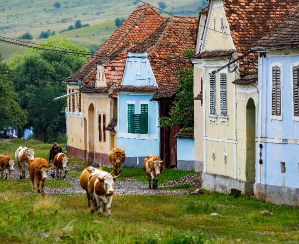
0, 155, 15, 180
79, 166, 103, 207
15, 146, 35, 179
29, 158, 52, 194
108, 148, 126, 176
53, 153, 68, 180
88, 169, 117, 217
143, 155, 164, 189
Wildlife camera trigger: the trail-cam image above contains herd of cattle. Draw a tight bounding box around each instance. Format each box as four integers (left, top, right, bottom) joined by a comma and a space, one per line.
0, 146, 164, 217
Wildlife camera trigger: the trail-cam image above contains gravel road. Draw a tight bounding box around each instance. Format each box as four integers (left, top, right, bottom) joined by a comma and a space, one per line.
7, 164, 202, 196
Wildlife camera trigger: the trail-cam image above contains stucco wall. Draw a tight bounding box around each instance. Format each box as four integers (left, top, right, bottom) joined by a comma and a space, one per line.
177, 138, 195, 171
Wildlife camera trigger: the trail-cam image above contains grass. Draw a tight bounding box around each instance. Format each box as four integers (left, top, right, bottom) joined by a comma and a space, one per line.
1, 138, 299, 243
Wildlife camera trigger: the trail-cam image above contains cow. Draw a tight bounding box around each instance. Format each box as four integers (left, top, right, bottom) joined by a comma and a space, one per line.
0, 155, 15, 180
79, 166, 102, 207
108, 148, 126, 176
143, 155, 164, 189
28, 158, 52, 194
53, 153, 68, 180
88, 169, 117, 218
15, 146, 35, 179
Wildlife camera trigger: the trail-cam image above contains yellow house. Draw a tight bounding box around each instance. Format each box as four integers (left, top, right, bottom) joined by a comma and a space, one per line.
64, 4, 164, 164
192, 0, 296, 194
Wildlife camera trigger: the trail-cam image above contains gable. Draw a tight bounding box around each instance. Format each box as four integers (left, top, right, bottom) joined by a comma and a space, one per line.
202, 0, 235, 52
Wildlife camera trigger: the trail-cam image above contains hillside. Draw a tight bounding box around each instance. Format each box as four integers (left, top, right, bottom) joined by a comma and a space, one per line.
0, 0, 207, 60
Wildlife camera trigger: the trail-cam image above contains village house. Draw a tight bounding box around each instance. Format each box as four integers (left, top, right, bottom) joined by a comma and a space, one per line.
253, 4, 299, 205
64, 4, 164, 165
115, 15, 197, 169
192, 0, 298, 195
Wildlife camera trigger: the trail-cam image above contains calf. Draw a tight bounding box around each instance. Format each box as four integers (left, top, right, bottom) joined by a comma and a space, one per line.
15, 146, 35, 179
88, 170, 117, 217
143, 155, 164, 189
0, 155, 15, 180
29, 158, 52, 194
108, 148, 126, 176
79, 166, 102, 207
53, 153, 68, 180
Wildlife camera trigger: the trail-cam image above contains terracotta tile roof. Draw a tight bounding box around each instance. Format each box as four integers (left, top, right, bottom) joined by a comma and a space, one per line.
192, 49, 235, 59
129, 15, 197, 98
105, 118, 117, 131
255, 4, 299, 50
151, 85, 178, 101
223, 0, 299, 83
198, 0, 299, 84
65, 4, 164, 84
198, 6, 209, 15
114, 85, 157, 93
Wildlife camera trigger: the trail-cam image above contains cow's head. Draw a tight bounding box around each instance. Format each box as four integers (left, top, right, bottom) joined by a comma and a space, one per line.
37, 164, 52, 180
99, 174, 116, 196
26, 149, 35, 160
62, 156, 68, 171
113, 152, 124, 176
8, 160, 15, 171
152, 159, 163, 177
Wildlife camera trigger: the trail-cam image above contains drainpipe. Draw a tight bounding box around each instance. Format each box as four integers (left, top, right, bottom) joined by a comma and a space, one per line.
258, 57, 263, 184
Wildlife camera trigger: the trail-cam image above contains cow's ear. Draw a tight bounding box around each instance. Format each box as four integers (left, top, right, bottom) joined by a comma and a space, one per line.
86, 167, 94, 173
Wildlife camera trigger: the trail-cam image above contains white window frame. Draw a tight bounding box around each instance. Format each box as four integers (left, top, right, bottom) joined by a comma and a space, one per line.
291, 61, 299, 121
270, 62, 283, 120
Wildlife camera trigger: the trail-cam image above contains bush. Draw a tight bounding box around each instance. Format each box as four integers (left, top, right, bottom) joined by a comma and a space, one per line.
39, 29, 51, 39
18, 32, 33, 40
75, 20, 82, 29
53, 2, 61, 9
67, 25, 74, 31
115, 17, 125, 27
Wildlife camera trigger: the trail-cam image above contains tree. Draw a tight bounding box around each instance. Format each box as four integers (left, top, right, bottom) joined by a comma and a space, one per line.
9, 39, 89, 142
0, 54, 27, 131
74, 20, 82, 29
53, 2, 61, 9
115, 17, 125, 27
158, 2, 167, 10
67, 25, 74, 31
18, 32, 33, 40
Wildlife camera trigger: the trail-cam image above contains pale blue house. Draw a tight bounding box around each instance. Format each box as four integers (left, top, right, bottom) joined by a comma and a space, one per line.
115, 52, 159, 168
254, 6, 299, 205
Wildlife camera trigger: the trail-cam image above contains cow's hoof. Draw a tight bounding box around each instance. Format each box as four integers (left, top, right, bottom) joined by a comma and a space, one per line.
37, 190, 41, 193
90, 210, 95, 214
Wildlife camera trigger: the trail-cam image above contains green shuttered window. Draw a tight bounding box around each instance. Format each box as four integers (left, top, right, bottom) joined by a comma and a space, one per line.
272, 66, 281, 116
128, 103, 148, 134
293, 65, 299, 117
220, 73, 227, 115
209, 73, 216, 114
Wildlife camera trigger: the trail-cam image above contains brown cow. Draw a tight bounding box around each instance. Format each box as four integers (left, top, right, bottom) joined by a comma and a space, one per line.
0, 155, 15, 180
29, 158, 52, 194
143, 155, 164, 189
53, 153, 68, 180
79, 166, 102, 207
88, 169, 117, 217
15, 146, 35, 179
108, 148, 126, 176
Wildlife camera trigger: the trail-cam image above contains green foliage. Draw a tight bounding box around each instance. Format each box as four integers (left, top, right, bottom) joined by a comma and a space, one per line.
168, 232, 204, 244
9, 38, 89, 142
0, 54, 27, 131
158, 1, 167, 9
115, 17, 125, 27
39, 29, 51, 38
160, 68, 194, 128
75, 20, 82, 29
53, 2, 61, 9
67, 25, 74, 31
18, 32, 33, 40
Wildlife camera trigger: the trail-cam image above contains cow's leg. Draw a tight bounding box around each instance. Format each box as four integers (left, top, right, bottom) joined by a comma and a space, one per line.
90, 196, 97, 214
96, 195, 104, 216
0, 169, 3, 179
148, 175, 152, 189
41, 180, 45, 195
64, 169, 68, 179
36, 178, 41, 193
21, 163, 26, 179
30, 172, 35, 191
56, 168, 59, 180
106, 196, 113, 218
86, 192, 91, 207
8, 170, 11, 180
4, 169, 8, 180
153, 179, 158, 189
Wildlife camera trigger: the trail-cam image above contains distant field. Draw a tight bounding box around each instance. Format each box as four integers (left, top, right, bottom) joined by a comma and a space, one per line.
0, 0, 207, 60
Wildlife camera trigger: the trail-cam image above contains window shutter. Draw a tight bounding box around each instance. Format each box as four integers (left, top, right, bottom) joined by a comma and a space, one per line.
293, 66, 299, 117
72, 92, 75, 112
272, 66, 281, 116
78, 92, 81, 112
68, 90, 71, 112
209, 73, 216, 114
128, 104, 135, 133
140, 104, 148, 134
98, 115, 102, 142
133, 114, 140, 133
103, 114, 106, 142
220, 73, 227, 115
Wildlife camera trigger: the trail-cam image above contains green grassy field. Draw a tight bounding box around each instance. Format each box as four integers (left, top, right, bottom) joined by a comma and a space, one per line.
0, 0, 207, 61
1, 138, 299, 243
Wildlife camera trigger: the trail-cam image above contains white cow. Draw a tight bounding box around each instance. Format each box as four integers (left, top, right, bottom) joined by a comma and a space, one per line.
15, 146, 35, 179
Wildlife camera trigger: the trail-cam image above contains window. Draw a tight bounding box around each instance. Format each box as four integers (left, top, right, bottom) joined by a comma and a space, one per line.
72, 90, 75, 112
271, 65, 281, 117
98, 114, 106, 142
293, 65, 299, 117
78, 92, 81, 112
135, 61, 141, 75
220, 73, 227, 115
68, 90, 71, 112
213, 16, 216, 31
220, 15, 224, 32
128, 103, 148, 134
281, 162, 286, 173
209, 73, 216, 114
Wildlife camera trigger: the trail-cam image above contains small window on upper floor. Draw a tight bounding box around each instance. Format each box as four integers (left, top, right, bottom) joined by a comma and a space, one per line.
72, 90, 75, 113
209, 73, 216, 114
271, 65, 282, 118
213, 16, 216, 32
135, 61, 141, 76
220, 73, 227, 115
220, 15, 224, 32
